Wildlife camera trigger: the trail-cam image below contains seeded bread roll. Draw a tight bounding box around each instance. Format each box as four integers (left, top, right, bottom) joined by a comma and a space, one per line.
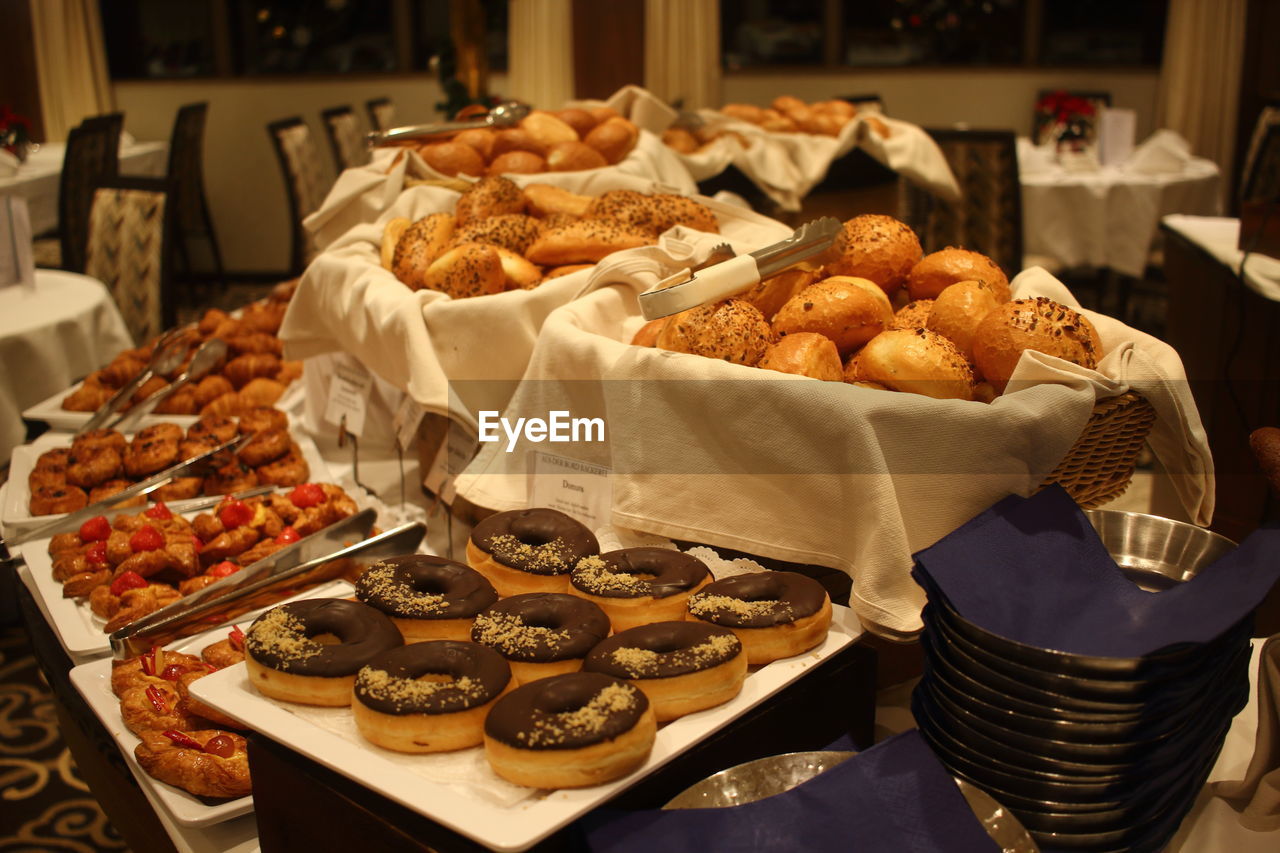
972, 297, 1103, 393
486, 150, 546, 176
455, 176, 527, 226
741, 269, 817, 322
926, 280, 1003, 361
890, 299, 935, 331
451, 213, 543, 255
821, 215, 922, 295
651, 194, 719, 234
630, 317, 667, 347
492, 246, 543, 290
525, 220, 651, 265
422, 243, 507, 299
907, 247, 1011, 302
662, 127, 699, 154
584, 116, 639, 164
392, 213, 456, 291
855, 328, 976, 401
523, 184, 593, 218
656, 299, 775, 366
772, 276, 893, 357
380, 218, 410, 270
757, 332, 843, 380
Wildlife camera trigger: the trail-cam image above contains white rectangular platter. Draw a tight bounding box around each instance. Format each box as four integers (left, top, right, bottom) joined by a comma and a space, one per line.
3, 427, 329, 532
66, 580, 352, 830
190, 606, 863, 852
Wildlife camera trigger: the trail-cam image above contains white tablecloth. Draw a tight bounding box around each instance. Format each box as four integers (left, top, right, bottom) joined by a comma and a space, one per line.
1019, 138, 1222, 278
0, 139, 168, 235
1162, 214, 1280, 303
0, 270, 133, 459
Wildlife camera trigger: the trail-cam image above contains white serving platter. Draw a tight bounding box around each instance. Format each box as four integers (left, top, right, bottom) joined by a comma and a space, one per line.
67, 580, 351, 830
190, 606, 863, 852
3, 427, 329, 532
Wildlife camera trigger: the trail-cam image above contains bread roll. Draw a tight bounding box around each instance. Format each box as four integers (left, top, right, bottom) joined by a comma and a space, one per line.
486, 150, 546, 176
772, 276, 893, 357
523, 184, 593, 218
521, 110, 580, 148
491, 128, 548, 158
656, 299, 774, 366
971, 297, 1103, 393
758, 333, 843, 381
422, 243, 507, 299
907, 248, 1010, 302
759, 110, 798, 133
662, 127, 699, 154
630, 317, 667, 347
864, 117, 891, 139
721, 104, 766, 124
452, 213, 543, 254
543, 264, 593, 281
741, 269, 816, 321
525, 220, 651, 265
555, 108, 598, 138
926, 280, 1002, 360
420, 141, 485, 177
493, 246, 543, 290
856, 329, 976, 401
821, 215, 922, 295
455, 176, 527, 225
453, 127, 496, 162
813, 99, 857, 123
546, 140, 608, 172
588, 106, 621, 125
392, 213, 456, 290
584, 117, 639, 164
890, 299, 934, 331
380, 217, 410, 270
652, 194, 719, 233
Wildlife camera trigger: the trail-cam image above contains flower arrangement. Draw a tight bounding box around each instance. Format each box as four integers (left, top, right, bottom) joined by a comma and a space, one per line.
0, 105, 33, 162
1034, 91, 1099, 152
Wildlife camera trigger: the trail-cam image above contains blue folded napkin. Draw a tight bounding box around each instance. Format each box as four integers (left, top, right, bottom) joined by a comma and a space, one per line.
576, 730, 1000, 853
912, 486, 1280, 658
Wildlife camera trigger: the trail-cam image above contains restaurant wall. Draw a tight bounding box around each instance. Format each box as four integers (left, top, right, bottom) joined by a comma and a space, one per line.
723, 69, 1162, 140
112, 74, 508, 276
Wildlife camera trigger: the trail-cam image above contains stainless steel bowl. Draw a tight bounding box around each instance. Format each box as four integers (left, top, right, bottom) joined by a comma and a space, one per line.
663, 750, 1039, 852
1083, 509, 1236, 591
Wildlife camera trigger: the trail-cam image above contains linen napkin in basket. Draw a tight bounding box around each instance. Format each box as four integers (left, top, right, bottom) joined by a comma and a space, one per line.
912, 485, 1280, 658
575, 730, 999, 853
453, 260, 1214, 639
1213, 634, 1280, 832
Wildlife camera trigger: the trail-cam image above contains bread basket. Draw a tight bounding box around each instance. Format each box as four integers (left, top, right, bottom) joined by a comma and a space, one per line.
1039, 391, 1156, 508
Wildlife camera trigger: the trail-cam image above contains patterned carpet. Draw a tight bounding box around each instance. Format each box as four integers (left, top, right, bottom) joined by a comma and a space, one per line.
0, 626, 129, 853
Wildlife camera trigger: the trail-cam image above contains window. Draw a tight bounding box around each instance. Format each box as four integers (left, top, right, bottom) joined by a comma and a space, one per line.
235, 0, 397, 75
1039, 0, 1167, 67
100, 0, 218, 79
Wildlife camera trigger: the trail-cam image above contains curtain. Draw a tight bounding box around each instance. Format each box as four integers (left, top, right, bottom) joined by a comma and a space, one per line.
507, 0, 574, 109
644, 0, 720, 110
29, 0, 114, 142
1156, 0, 1246, 191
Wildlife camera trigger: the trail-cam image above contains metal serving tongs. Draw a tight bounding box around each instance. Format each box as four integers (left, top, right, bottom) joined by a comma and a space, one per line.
77, 326, 196, 435
366, 100, 532, 147
637, 217, 843, 320
110, 337, 228, 432
110, 512, 426, 657
5, 433, 253, 549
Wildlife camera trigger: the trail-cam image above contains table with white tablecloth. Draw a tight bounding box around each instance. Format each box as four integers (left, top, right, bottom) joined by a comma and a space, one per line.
1019, 138, 1222, 278
0, 270, 133, 459
0, 139, 168, 235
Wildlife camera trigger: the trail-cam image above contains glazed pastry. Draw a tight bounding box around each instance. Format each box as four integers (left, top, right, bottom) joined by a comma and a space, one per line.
254, 444, 309, 487
187, 414, 238, 444
237, 407, 288, 435
202, 626, 246, 669
686, 571, 832, 665
569, 548, 713, 633
30, 484, 88, 516
466, 508, 600, 596
119, 681, 208, 736
134, 730, 251, 799
470, 593, 610, 685
355, 556, 499, 642
237, 428, 290, 466
123, 437, 180, 478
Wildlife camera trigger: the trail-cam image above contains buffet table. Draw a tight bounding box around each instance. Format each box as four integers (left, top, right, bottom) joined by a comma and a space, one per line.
0, 269, 133, 459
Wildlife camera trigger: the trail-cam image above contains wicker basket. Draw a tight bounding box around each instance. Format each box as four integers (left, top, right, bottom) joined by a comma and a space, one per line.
1040, 391, 1157, 508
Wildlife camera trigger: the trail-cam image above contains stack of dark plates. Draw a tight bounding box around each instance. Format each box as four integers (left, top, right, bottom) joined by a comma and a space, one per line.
909, 495, 1279, 853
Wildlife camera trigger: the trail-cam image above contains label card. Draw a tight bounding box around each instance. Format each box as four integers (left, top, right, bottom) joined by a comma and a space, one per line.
526, 451, 612, 531
322, 361, 373, 437
424, 420, 478, 504
391, 394, 427, 452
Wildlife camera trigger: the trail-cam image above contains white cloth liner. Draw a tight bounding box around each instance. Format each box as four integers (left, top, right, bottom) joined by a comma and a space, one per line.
453, 250, 1213, 640
280, 179, 790, 434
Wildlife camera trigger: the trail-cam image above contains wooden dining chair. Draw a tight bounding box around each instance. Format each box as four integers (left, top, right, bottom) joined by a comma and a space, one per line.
84, 176, 175, 343
267, 116, 329, 276
321, 105, 370, 171
55, 120, 121, 273
898, 128, 1026, 279
366, 97, 395, 132
166, 102, 225, 293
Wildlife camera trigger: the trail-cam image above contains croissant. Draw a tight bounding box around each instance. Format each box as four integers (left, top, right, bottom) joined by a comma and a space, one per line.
238, 377, 285, 407
134, 730, 251, 798
224, 353, 281, 389
201, 392, 246, 418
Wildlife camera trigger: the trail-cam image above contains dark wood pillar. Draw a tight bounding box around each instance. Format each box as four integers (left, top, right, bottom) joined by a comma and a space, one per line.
571, 0, 645, 101
0, 0, 46, 140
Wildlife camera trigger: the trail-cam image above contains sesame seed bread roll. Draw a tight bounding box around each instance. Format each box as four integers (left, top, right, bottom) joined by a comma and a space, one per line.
583, 116, 639, 164
522, 183, 593, 218
454, 175, 528, 225
907, 247, 1011, 302
525, 219, 651, 266
821, 215, 923, 295
493, 246, 543, 290
421, 243, 506, 299
971, 297, 1103, 393
772, 276, 893, 357
890, 299, 935, 331
380, 217, 410, 270
451, 213, 543, 255
855, 328, 976, 401
740, 268, 817, 322
926, 280, 1003, 361
757, 332, 844, 381
392, 213, 456, 291
656, 299, 775, 366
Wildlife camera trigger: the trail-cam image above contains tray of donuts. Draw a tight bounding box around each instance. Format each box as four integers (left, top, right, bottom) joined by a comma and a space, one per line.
23, 281, 303, 431
17, 478, 364, 660
67, 577, 357, 828
185, 507, 862, 852
4, 410, 325, 530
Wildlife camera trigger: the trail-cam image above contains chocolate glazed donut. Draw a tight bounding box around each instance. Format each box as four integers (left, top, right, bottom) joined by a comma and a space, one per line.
467, 508, 599, 597
244, 599, 404, 706
355, 556, 498, 642
470, 593, 610, 684
570, 548, 712, 633
483, 672, 657, 789
686, 571, 832, 665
